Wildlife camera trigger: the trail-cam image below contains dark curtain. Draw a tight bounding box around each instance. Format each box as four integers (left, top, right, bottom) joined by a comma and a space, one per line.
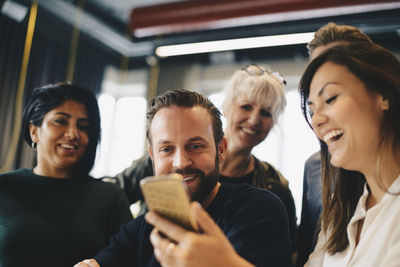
0, 1, 119, 171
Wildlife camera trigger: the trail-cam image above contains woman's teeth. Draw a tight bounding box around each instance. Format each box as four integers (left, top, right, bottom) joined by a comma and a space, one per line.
323, 129, 344, 144
60, 144, 76, 150
242, 128, 257, 135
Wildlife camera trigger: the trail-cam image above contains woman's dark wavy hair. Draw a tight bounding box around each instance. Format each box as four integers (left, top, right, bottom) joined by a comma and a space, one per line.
22, 82, 101, 176
299, 43, 400, 254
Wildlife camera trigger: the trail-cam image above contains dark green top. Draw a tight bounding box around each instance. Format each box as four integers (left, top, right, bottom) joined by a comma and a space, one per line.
0, 168, 132, 267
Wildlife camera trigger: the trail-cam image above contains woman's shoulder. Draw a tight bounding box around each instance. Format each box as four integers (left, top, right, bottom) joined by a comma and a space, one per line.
0, 168, 32, 180
86, 177, 129, 200
81, 177, 130, 212
253, 156, 289, 188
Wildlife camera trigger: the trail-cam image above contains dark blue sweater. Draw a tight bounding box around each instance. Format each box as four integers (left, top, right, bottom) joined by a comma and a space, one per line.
95, 182, 292, 267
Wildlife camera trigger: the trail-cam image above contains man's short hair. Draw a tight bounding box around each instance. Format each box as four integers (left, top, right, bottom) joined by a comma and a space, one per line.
146, 89, 224, 148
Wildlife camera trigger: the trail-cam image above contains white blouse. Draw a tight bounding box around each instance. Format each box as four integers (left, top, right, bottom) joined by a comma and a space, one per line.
305, 174, 400, 267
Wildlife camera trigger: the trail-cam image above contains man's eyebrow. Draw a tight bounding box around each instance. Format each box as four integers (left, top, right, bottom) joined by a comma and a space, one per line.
154, 136, 209, 146
188, 136, 209, 143
156, 140, 172, 146
307, 82, 338, 106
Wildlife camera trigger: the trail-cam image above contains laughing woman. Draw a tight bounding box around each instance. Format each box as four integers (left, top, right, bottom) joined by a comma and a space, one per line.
0, 83, 132, 267
301, 43, 400, 266
220, 65, 297, 253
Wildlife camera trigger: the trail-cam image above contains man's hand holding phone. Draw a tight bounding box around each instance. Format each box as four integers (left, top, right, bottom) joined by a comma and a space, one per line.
140, 173, 199, 232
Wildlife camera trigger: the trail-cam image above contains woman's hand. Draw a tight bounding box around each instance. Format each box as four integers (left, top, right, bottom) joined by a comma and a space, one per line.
145, 202, 254, 267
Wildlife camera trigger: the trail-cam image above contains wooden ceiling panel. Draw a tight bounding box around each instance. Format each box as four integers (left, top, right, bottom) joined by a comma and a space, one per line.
130, 0, 399, 37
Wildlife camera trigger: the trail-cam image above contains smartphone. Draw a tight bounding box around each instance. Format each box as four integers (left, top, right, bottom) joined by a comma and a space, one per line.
140, 173, 199, 232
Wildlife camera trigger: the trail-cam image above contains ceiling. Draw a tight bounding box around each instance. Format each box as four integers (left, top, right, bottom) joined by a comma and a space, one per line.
29, 0, 400, 60
85, 0, 185, 24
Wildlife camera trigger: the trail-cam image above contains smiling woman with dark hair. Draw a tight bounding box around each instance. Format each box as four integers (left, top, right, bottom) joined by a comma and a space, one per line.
0, 83, 132, 267
301, 43, 400, 266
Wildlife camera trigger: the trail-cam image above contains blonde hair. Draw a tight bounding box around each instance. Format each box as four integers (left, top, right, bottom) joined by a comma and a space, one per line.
222, 64, 286, 123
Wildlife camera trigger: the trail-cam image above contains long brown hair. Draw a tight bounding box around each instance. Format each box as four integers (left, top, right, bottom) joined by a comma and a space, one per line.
299, 43, 400, 254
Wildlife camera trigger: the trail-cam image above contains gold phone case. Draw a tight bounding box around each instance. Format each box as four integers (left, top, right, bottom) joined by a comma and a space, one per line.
140, 173, 199, 232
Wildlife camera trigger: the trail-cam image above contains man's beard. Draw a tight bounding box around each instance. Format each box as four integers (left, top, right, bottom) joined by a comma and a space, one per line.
173, 155, 220, 203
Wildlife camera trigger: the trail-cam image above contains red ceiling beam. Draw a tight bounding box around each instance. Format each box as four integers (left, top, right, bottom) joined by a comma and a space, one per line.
130, 0, 398, 37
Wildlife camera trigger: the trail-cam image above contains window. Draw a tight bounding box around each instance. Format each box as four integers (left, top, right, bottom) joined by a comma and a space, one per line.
91, 68, 148, 177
